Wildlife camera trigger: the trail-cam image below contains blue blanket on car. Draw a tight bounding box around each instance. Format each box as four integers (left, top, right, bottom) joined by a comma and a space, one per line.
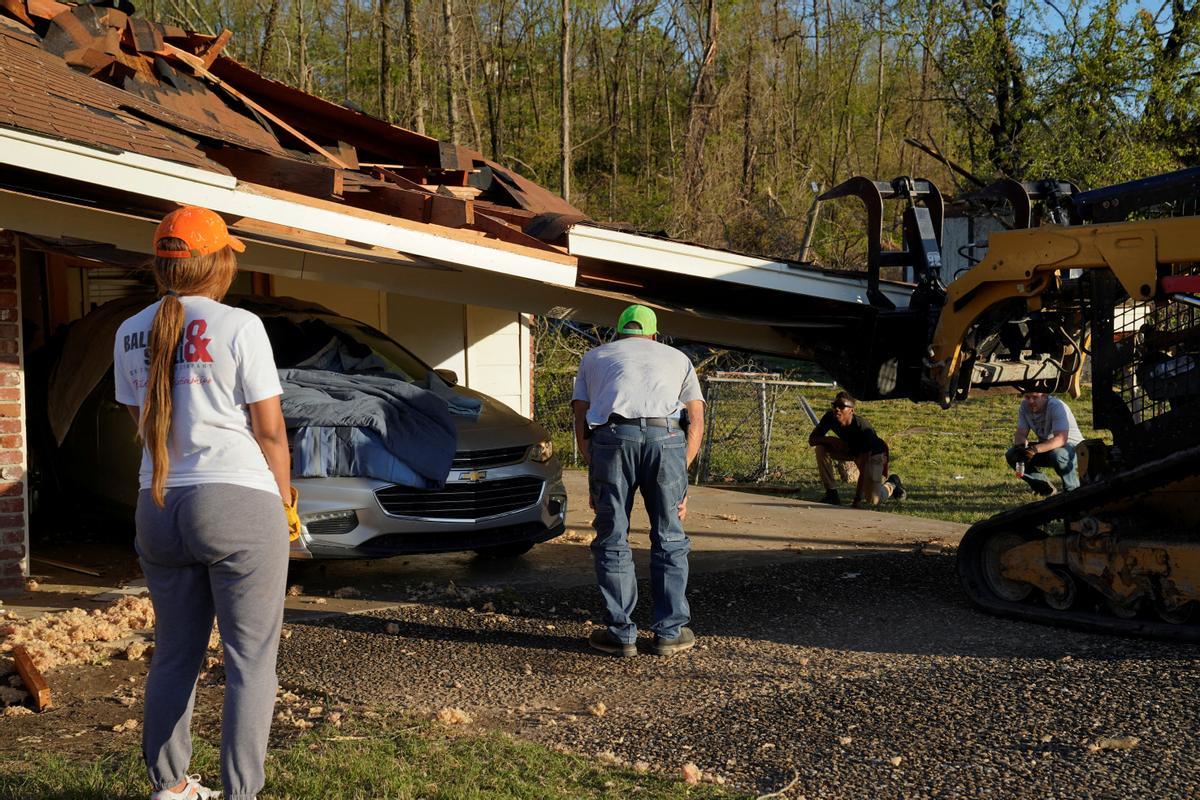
279, 369, 458, 488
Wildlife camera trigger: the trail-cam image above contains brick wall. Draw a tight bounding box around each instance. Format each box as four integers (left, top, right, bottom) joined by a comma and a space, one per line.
0, 231, 27, 595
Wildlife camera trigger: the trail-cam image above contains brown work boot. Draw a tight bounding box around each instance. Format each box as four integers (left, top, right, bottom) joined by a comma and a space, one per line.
588, 629, 636, 657
650, 627, 695, 656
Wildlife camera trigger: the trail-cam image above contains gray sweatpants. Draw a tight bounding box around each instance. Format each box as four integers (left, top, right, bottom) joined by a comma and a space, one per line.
135, 483, 289, 800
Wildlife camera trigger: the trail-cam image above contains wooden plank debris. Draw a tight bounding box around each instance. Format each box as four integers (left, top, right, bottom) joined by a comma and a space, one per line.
341, 184, 430, 224
429, 192, 475, 229
204, 148, 344, 198
474, 212, 561, 253
161, 43, 351, 170
199, 28, 231, 68
30, 556, 102, 577
12, 645, 51, 712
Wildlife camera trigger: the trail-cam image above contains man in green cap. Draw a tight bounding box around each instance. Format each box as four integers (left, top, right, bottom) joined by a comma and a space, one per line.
571, 304, 706, 657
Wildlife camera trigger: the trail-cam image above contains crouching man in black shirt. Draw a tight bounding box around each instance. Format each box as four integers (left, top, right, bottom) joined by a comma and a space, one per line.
808, 391, 906, 507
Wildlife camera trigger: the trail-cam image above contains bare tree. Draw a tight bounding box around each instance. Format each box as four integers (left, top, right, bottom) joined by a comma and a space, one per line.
403, 0, 425, 133
258, 0, 280, 71
561, 0, 571, 201
380, 0, 393, 119
443, 0, 460, 143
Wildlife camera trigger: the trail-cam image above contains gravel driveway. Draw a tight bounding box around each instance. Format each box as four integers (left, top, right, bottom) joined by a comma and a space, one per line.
277, 550, 1200, 798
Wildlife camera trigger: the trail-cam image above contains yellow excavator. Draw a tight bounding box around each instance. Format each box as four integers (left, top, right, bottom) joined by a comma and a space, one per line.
796, 169, 1200, 638
913, 169, 1200, 639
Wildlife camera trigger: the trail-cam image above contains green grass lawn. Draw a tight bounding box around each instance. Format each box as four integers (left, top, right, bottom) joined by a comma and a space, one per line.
710, 387, 1101, 525
0, 719, 746, 800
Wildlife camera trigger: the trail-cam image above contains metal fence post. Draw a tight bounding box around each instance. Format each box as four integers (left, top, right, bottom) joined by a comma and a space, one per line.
699, 379, 718, 484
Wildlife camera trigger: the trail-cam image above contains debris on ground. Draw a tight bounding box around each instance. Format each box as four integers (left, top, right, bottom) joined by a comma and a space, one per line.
2, 705, 32, 716
888, 756, 903, 766
383, 622, 400, 635
587, 702, 607, 718
435, 707, 472, 725
682, 762, 702, 784
333, 587, 361, 599
1090, 735, 1140, 752
286, 585, 303, 597
124, 641, 150, 661
111, 719, 139, 733
11, 644, 51, 710
0, 596, 156, 673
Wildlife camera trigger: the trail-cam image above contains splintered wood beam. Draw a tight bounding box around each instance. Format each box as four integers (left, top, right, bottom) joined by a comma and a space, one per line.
374, 167, 434, 193
200, 29, 232, 68
428, 193, 474, 228
335, 141, 360, 170
203, 148, 344, 198
12, 645, 50, 712
340, 184, 430, 224
474, 212, 560, 252
161, 44, 351, 170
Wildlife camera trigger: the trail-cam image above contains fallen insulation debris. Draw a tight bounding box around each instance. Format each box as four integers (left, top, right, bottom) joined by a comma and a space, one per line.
0, 595, 221, 677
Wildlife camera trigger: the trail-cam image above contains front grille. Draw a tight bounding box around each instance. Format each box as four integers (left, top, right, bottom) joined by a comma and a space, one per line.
305, 514, 359, 536
451, 446, 530, 470
375, 476, 544, 520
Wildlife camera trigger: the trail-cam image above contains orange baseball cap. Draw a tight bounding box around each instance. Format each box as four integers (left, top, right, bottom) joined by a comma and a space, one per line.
154, 206, 245, 258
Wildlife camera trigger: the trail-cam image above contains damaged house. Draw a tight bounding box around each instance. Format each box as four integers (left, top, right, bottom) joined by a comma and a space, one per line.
0, 0, 917, 587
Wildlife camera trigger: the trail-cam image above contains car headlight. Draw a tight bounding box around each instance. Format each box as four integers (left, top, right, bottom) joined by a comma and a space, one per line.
529, 440, 554, 462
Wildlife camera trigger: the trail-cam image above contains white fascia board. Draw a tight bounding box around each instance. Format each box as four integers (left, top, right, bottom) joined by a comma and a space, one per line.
0, 127, 577, 288
568, 224, 912, 307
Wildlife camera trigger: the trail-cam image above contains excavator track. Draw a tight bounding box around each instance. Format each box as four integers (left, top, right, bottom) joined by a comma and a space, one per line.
956, 444, 1200, 642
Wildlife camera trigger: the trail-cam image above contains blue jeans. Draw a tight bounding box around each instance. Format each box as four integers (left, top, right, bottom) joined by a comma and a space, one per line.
588, 421, 691, 643
1005, 444, 1080, 492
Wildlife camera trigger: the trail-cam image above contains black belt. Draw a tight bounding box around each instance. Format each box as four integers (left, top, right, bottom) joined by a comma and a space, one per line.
607, 414, 681, 428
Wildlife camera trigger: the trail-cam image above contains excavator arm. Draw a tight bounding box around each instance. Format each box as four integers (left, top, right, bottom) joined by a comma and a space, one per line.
925, 216, 1200, 407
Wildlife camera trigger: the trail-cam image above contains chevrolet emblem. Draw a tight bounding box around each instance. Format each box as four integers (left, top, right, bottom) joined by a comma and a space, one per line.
459, 470, 487, 482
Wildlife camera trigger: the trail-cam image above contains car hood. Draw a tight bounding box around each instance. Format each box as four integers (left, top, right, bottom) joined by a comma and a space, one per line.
451, 387, 550, 450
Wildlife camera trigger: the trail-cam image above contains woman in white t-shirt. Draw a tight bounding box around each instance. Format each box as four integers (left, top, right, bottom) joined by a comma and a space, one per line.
113, 206, 296, 800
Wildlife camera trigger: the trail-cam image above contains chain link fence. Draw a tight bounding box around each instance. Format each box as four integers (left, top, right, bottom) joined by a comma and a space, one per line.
532, 319, 838, 487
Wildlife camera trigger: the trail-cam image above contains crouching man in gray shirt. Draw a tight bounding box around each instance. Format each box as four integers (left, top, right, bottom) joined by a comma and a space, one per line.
572, 304, 705, 657
1005, 389, 1085, 496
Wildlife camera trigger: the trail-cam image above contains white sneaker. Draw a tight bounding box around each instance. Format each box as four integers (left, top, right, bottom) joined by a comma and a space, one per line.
150, 775, 221, 800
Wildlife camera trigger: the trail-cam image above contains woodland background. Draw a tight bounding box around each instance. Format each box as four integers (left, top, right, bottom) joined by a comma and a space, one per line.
140, 0, 1200, 267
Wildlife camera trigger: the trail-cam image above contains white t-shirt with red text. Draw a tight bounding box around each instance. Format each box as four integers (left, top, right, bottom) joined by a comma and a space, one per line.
113, 295, 282, 496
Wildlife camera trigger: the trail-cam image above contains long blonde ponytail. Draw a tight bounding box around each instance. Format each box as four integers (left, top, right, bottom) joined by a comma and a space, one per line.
139, 236, 237, 507
140, 295, 185, 507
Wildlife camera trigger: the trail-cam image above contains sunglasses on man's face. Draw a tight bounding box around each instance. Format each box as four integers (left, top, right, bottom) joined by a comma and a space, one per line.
832, 403, 854, 411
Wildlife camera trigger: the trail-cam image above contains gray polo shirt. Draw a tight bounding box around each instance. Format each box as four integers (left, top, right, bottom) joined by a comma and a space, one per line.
1018, 396, 1084, 446
572, 337, 704, 427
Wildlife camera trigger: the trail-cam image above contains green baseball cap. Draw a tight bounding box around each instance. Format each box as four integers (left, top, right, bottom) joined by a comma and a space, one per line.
617, 304, 657, 335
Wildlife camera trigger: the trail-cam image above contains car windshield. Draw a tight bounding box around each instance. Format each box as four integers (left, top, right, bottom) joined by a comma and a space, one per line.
261, 314, 431, 383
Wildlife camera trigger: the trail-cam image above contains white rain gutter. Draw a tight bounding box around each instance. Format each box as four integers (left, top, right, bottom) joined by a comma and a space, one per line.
568, 224, 913, 308
0, 127, 577, 287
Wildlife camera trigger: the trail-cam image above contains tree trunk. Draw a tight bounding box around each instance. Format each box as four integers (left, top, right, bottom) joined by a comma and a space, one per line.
343, 0, 352, 103
443, 0, 459, 143
258, 0, 280, 72
380, 0, 393, 120
560, 0, 571, 201
403, 0, 425, 133
872, 0, 884, 176
296, 0, 307, 92
741, 34, 755, 198
681, 0, 719, 194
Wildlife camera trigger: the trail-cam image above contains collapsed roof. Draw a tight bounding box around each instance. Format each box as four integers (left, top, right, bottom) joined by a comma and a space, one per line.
0, 0, 929, 388
0, 0, 584, 251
